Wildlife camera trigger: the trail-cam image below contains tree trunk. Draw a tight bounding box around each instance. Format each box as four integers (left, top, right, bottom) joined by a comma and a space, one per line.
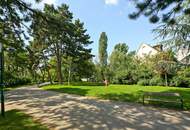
47, 69, 53, 84
67, 60, 72, 86
68, 68, 71, 86
165, 73, 168, 86
101, 68, 104, 81
56, 51, 63, 84
40, 68, 45, 82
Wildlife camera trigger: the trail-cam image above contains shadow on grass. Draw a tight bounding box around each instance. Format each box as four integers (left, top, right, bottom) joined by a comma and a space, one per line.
0, 109, 48, 130
97, 91, 143, 103
71, 82, 104, 86
161, 89, 190, 110
97, 91, 186, 110
45, 86, 190, 110
47, 87, 90, 96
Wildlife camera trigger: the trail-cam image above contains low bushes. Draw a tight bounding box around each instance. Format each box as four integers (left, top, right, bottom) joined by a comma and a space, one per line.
169, 68, 190, 88
137, 79, 149, 86
170, 76, 190, 88
149, 77, 164, 86
70, 82, 104, 86
4, 72, 31, 87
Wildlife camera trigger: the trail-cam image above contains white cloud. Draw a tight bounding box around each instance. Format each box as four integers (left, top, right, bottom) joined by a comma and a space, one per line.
105, 0, 119, 5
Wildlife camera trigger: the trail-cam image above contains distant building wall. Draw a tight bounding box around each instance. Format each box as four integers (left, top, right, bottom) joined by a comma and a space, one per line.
136, 43, 159, 59
136, 43, 190, 65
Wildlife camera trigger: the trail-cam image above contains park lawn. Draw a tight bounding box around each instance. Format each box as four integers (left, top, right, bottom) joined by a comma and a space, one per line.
0, 110, 48, 130
43, 84, 190, 110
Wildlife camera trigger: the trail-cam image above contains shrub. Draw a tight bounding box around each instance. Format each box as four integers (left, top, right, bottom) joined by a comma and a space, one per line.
5, 77, 31, 87
170, 67, 190, 87
149, 77, 164, 86
137, 79, 149, 86
4, 72, 31, 87
71, 82, 104, 86
122, 79, 136, 85
170, 76, 190, 87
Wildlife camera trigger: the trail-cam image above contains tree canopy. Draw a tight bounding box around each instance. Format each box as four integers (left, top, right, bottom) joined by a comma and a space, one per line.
129, 0, 190, 24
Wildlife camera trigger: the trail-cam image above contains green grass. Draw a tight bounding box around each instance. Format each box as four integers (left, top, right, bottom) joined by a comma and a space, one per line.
43, 84, 190, 110
0, 110, 48, 130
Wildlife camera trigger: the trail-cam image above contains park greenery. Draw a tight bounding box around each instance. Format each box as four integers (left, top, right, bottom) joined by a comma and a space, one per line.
0, 0, 190, 88
1, 0, 190, 129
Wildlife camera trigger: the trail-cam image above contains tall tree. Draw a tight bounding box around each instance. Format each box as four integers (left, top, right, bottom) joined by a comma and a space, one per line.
98, 32, 108, 80
32, 4, 92, 84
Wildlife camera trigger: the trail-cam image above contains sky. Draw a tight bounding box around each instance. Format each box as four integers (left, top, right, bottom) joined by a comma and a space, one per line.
30, 0, 161, 57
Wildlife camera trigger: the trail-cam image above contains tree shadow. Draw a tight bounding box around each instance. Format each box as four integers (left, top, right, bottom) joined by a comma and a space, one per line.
97, 90, 188, 110
160, 89, 190, 110
97, 92, 141, 103
5, 87, 190, 130
0, 109, 48, 130
45, 87, 90, 96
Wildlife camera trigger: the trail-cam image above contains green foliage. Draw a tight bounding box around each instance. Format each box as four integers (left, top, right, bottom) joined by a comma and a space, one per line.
31, 4, 92, 84
98, 32, 108, 67
149, 77, 164, 86
70, 82, 104, 86
129, 0, 190, 24
170, 67, 190, 87
1, 0, 190, 89
151, 51, 178, 86
109, 43, 137, 84
4, 72, 31, 87
137, 79, 149, 86
98, 32, 108, 80
0, 0, 34, 47
153, 15, 190, 52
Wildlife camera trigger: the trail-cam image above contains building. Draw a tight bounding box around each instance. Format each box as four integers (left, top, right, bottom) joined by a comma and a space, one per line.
136, 43, 190, 65
136, 43, 162, 59
177, 47, 190, 65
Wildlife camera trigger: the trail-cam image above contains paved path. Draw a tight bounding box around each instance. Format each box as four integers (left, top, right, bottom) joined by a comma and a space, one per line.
5, 86, 190, 130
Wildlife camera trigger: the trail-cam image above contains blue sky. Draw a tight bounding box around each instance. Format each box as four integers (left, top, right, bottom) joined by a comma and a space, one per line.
31, 0, 161, 57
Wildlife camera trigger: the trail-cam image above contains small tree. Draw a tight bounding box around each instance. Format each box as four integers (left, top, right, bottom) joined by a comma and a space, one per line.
152, 51, 177, 86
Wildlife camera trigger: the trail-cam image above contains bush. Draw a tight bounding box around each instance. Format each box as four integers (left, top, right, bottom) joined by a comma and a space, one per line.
122, 79, 136, 85
137, 79, 149, 86
4, 72, 31, 87
170, 67, 190, 87
149, 77, 164, 86
112, 78, 137, 85
5, 77, 31, 87
170, 76, 190, 87
71, 82, 104, 86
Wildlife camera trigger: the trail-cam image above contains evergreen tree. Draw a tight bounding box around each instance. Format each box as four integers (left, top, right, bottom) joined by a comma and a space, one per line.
129, 0, 190, 24
98, 32, 108, 80
31, 4, 92, 84
153, 15, 190, 51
